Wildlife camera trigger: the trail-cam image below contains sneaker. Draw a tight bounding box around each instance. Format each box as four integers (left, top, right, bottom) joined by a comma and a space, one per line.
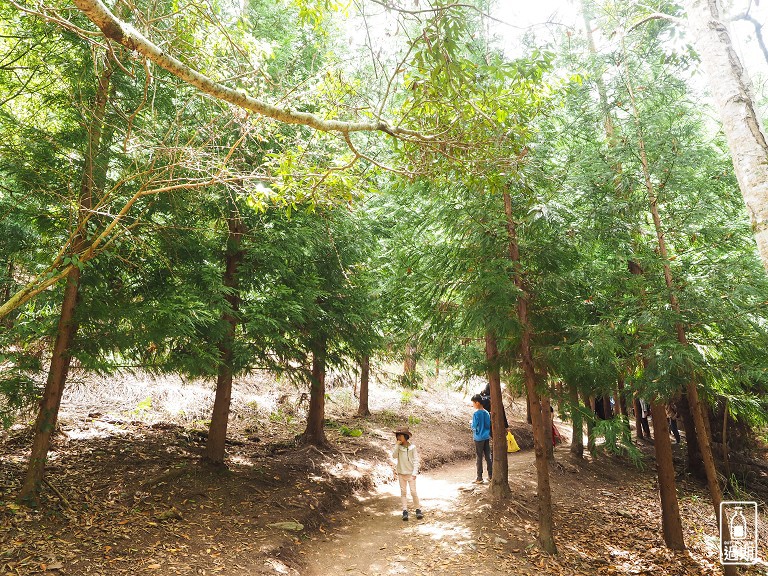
415, 509, 423, 519
402, 510, 409, 521
473, 478, 484, 484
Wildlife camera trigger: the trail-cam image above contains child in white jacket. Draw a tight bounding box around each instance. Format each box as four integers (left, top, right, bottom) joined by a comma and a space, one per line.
392, 426, 423, 521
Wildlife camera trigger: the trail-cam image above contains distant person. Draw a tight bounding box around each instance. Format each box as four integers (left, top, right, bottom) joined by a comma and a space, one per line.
471, 394, 492, 484
666, 402, 681, 444
639, 398, 652, 438
392, 426, 422, 521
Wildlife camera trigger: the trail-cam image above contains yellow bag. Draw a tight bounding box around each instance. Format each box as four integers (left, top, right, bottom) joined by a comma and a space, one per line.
506, 431, 520, 453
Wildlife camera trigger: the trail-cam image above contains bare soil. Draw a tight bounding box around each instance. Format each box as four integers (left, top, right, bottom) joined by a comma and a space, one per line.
1, 370, 767, 575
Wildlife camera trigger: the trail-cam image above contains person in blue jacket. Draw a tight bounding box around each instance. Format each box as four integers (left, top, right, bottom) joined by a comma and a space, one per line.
470, 394, 492, 484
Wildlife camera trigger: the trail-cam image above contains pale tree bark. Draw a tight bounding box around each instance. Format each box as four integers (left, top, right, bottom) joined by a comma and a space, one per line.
685, 0, 768, 272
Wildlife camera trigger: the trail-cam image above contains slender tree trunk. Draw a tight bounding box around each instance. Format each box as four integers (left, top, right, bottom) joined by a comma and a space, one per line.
403, 338, 417, 382
721, 398, 731, 483
685, 0, 768, 272
19, 268, 81, 504
356, 355, 371, 417
541, 395, 554, 460
613, 389, 623, 418
650, 401, 686, 549
2, 261, 14, 329
584, 392, 596, 455
19, 59, 113, 505
204, 214, 245, 464
602, 396, 613, 420
624, 56, 734, 570
677, 395, 704, 476
486, 332, 511, 499
569, 383, 584, 458
301, 337, 328, 446
503, 190, 556, 553
633, 397, 646, 441
526, 395, 531, 424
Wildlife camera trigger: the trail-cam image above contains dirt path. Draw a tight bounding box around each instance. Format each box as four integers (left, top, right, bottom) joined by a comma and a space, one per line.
302, 452, 538, 576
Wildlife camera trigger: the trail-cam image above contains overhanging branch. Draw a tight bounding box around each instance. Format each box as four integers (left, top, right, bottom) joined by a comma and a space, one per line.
71, 0, 437, 141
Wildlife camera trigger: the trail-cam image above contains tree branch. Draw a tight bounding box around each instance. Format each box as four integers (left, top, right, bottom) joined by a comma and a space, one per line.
70, 0, 437, 141
628, 12, 683, 33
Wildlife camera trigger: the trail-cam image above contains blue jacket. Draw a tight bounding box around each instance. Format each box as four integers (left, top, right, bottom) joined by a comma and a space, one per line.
472, 408, 491, 441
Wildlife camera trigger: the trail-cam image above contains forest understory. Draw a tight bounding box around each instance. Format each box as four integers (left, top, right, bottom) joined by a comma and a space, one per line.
1, 371, 768, 576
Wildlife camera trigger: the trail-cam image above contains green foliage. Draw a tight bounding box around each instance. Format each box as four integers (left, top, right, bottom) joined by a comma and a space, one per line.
130, 397, 153, 417
339, 425, 363, 437
592, 416, 644, 468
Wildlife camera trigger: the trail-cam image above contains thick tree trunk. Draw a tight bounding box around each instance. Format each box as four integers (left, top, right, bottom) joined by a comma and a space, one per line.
503, 190, 556, 553
569, 383, 584, 458
486, 332, 510, 499
19, 59, 113, 505
650, 401, 686, 549
356, 355, 371, 417
301, 338, 328, 446
204, 214, 244, 464
685, 0, 768, 271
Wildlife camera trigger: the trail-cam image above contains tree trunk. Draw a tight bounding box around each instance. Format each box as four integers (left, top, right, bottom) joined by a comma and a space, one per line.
2, 261, 14, 330
584, 392, 596, 455
625, 59, 735, 572
602, 395, 613, 420
503, 189, 556, 553
685, 0, 768, 272
721, 398, 731, 483
650, 401, 686, 549
19, 268, 81, 504
677, 395, 704, 476
633, 397, 645, 440
204, 214, 245, 465
19, 58, 113, 505
301, 337, 328, 446
356, 355, 371, 417
403, 338, 417, 382
486, 331, 511, 499
569, 382, 584, 458
541, 395, 554, 460
526, 394, 531, 424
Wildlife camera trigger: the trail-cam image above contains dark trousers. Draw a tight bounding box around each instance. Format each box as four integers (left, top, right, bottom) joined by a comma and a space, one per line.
640, 417, 651, 437
669, 418, 681, 443
474, 439, 492, 480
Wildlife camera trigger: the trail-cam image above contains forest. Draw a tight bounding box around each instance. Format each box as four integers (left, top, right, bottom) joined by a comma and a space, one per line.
2, 0, 768, 574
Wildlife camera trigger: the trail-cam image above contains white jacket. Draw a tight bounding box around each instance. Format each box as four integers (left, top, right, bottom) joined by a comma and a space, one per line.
392, 443, 420, 476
